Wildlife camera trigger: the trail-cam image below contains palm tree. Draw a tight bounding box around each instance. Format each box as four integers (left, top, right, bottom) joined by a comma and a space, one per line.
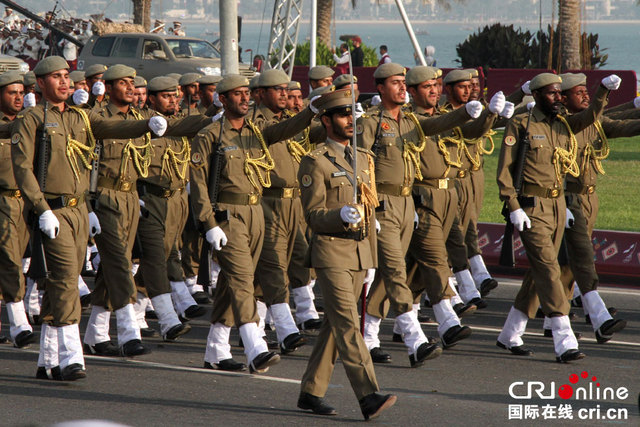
132, 0, 152, 32
557, 0, 581, 71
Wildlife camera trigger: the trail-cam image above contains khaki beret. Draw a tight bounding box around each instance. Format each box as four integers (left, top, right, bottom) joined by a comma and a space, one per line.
560, 73, 587, 91
179, 72, 202, 86
0, 71, 23, 87
288, 81, 302, 91
406, 66, 439, 86
84, 63, 107, 78
373, 63, 406, 80
165, 73, 182, 81
258, 69, 289, 88
314, 88, 359, 115
198, 75, 222, 86
103, 64, 136, 82
529, 73, 562, 91
443, 69, 472, 85
216, 74, 250, 94
133, 75, 147, 88
69, 70, 85, 83
23, 71, 36, 87
308, 85, 334, 100
33, 56, 69, 77
465, 68, 479, 78
148, 76, 178, 93
249, 75, 261, 90
333, 74, 358, 89
308, 65, 335, 80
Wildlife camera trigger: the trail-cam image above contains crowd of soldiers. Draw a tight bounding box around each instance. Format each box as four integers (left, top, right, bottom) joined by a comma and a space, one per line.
0, 47, 636, 420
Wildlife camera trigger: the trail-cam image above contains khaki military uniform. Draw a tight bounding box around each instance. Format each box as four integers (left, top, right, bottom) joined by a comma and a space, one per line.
189, 108, 314, 327
298, 141, 378, 400
0, 113, 29, 303
497, 86, 609, 318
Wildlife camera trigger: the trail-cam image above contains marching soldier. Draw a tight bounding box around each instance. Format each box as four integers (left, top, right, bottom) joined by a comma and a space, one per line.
84, 64, 108, 109
496, 72, 620, 362
308, 66, 334, 90
286, 81, 305, 113
189, 74, 316, 373
132, 76, 148, 111
179, 73, 202, 115
11, 56, 168, 380
296, 88, 396, 420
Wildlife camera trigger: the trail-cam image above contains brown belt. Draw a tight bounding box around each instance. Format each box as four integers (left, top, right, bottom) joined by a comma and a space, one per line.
0, 189, 21, 198
522, 183, 562, 199
97, 176, 135, 192
218, 192, 261, 205
262, 187, 300, 199
414, 178, 452, 190
565, 182, 596, 195
46, 193, 86, 210
137, 181, 183, 198
376, 183, 412, 197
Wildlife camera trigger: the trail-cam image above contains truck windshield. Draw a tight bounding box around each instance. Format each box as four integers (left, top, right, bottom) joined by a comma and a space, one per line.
166, 39, 219, 58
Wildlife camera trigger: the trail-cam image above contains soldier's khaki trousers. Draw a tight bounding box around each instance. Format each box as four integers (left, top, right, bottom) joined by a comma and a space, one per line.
92, 188, 139, 310
0, 195, 29, 302
180, 201, 202, 279
41, 204, 88, 326
210, 203, 264, 327
465, 168, 485, 258
301, 268, 379, 400
445, 175, 473, 272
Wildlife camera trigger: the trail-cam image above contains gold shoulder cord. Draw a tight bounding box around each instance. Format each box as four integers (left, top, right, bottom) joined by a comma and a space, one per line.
581, 120, 609, 175
281, 111, 311, 163
357, 153, 379, 237
120, 109, 153, 179
435, 126, 463, 177
160, 136, 191, 182
554, 116, 581, 183
403, 111, 428, 182
244, 119, 275, 191
67, 106, 98, 181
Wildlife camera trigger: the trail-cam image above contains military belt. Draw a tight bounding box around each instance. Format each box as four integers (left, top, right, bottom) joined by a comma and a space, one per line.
0, 189, 21, 198
137, 181, 183, 199
456, 169, 469, 179
414, 178, 452, 190
262, 187, 300, 199
97, 176, 135, 192
46, 193, 86, 210
522, 183, 562, 199
376, 183, 412, 197
218, 191, 261, 206
317, 229, 365, 241
565, 182, 596, 195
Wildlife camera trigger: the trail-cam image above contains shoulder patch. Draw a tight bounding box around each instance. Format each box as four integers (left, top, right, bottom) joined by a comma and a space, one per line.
308, 145, 328, 159
380, 122, 390, 131
301, 174, 313, 187
191, 152, 203, 164
504, 135, 516, 146
356, 123, 363, 134
11, 133, 20, 144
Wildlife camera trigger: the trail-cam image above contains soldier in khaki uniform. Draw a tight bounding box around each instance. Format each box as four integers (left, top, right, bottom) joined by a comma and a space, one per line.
0, 72, 36, 349
189, 74, 316, 373
179, 73, 203, 115
286, 81, 305, 113
83, 65, 153, 358
296, 88, 396, 421
359, 64, 483, 360
308, 65, 335, 90
132, 76, 148, 111
12, 56, 168, 381
84, 63, 108, 109
496, 72, 620, 362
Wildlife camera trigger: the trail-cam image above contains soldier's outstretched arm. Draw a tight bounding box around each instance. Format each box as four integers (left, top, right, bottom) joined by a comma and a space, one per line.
263, 107, 315, 144
601, 115, 640, 139
89, 110, 154, 140
496, 118, 523, 212
417, 105, 471, 136
459, 108, 498, 139
189, 123, 218, 232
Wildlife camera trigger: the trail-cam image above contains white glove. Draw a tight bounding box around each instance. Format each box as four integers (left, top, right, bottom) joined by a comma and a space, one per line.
309, 95, 321, 114
72, 89, 89, 105
148, 116, 167, 136
213, 92, 223, 108
370, 94, 381, 106
186, 182, 191, 195
601, 74, 621, 90
206, 226, 228, 251
565, 208, 575, 229
92, 81, 105, 96
340, 205, 361, 224
39, 210, 59, 239
633, 96, 640, 109
375, 219, 381, 233
91, 252, 101, 271
465, 100, 482, 119
527, 101, 536, 111
521, 80, 531, 95
88, 212, 101, 237
355, 102, 365, 119
23, 92, 36, 108
404, 91, 410, 104
500, 101, 515, 119
211, 108, 224, 122
489, 91, 506, 114
414, 211, 419, 229
138, 199, 145, 217
509, 208, 531, 232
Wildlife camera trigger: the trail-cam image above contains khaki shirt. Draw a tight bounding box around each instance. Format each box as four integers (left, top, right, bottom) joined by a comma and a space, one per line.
298, 141, 376, 270
189, 107, 315, 231
0, 112, 18, 190
11, 102, 151, 215
497, 86, 610, 212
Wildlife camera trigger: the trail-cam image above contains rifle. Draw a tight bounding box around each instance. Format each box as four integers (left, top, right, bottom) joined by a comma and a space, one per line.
196, 118, 226, 287
28, 102, 50, 280
499, 107, 533, 267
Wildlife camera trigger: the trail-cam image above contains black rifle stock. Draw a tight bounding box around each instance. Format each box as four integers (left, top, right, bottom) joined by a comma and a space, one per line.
499, 108, 533, 267
28, 102, 50, 280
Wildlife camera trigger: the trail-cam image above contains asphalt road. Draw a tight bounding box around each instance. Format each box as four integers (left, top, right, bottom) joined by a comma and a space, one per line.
0, 277, 638, 427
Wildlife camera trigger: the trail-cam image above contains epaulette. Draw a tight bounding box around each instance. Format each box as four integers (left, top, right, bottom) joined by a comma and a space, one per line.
356, 146, 374, 156
306, 144, 328, 160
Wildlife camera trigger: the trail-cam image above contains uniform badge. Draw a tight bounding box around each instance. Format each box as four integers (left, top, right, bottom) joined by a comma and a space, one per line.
11, 134, 20, 144
504, 135, 516, 146
381, 122, 390, 131
301, 174, 312, 187
356, 124, 363, 134
191, 152, 202, 164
